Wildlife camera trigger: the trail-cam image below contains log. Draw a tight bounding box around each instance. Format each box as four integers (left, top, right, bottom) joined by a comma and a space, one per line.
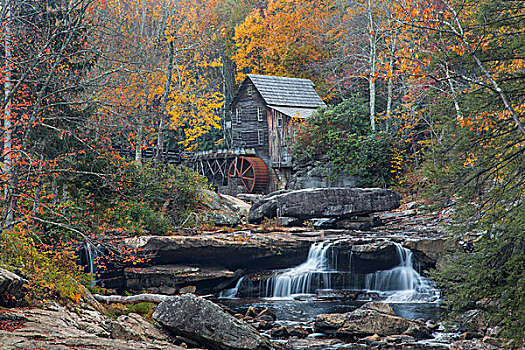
93, 293, 215, 305
93, 293, 170, 304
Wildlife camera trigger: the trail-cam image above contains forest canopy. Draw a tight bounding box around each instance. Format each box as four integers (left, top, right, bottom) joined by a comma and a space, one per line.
0, 0, 523, 343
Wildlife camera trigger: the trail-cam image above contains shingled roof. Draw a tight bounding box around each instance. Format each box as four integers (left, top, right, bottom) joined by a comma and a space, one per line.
242, 74, 326, 108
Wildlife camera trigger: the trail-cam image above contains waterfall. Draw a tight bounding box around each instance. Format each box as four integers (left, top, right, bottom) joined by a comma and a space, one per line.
84, 243, 101, 285
219, 277, 245, 299
220, 241, 440, 302
266, 241, 334, 298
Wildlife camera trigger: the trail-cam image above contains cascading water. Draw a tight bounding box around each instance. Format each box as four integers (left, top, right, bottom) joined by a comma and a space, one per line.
265, 241, 334, 298
219, 277, 245, 298
224, 240, 440, 303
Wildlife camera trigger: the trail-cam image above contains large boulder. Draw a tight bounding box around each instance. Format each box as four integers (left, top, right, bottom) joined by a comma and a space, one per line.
0, 268, 27, 306
249, 188, 400, 224
201, 190, 251, 225
314, 302, 431, 338
153, 293, 276, 350
288, 161, 360, 190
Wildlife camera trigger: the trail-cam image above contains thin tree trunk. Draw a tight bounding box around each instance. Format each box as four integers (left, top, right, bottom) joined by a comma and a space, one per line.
156, 41, 174, 161
3, 0, 13, 226
367, 0, 376, 131
386, 27, 398, 134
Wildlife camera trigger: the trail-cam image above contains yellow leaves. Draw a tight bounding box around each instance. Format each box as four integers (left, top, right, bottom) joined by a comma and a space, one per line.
233, 0, 333, 83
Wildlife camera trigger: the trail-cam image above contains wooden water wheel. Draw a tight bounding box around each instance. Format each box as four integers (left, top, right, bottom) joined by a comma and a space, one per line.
228, 156, 269, 193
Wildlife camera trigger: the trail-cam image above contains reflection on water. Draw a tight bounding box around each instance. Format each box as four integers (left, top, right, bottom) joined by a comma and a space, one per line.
218, 297, 442, 323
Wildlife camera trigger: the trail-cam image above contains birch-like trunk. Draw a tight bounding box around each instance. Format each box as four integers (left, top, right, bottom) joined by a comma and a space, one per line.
386, 27, 398, 134
156, 41, 174, 161
367, 0, 376, 131
3, 0, 13, 226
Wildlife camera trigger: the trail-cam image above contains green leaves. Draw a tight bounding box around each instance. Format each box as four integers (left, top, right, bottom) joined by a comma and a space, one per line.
292, 96, 395, 187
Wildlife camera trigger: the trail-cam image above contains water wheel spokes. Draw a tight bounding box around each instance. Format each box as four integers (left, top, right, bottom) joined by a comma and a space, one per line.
228, 156, 269, 193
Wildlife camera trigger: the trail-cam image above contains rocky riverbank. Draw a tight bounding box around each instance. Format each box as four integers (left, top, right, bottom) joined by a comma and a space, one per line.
3, 189, 504, 350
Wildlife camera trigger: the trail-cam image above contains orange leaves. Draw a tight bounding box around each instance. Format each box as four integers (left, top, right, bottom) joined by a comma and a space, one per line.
233, 0, 334, 84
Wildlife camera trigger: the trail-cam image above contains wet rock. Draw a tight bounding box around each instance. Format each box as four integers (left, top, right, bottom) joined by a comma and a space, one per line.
245, 306, 258, 318
258, 308, 277, 321
123, 234, 312, 272
288, 326, 309, 338
361, 302, 396, 315
270, 325, 289, 338
257, 320, 274, 330
404, 323, 433, 339
153, 294, 276, 350
458, 309, 489, 332
314, 302, 430, 338
0, 267, 27, 306
285, 337, 345, 350
450, 340, 502, 350
119, 265, 234, 295
249, 188, 401, 223
384, 334, 416, 343
459, 332, 484, 340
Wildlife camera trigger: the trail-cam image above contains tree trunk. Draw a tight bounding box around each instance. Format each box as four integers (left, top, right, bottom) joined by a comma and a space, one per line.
3, 0, 13, 226
386, 27, 398, 134
367, 0, 376, 131
156, 41, 174, 161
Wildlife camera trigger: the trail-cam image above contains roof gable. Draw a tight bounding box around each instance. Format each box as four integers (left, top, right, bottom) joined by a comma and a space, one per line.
231, 74, 326, 109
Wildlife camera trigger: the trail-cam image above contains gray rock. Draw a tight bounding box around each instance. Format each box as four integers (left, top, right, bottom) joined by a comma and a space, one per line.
249, 188, 400, 224
0, 267, 27, 306
314, 302, 430, 338
450, 340, 502, 350
111, 313, 169, 341
0, 306, 185, 350
288, 161, 360, 190
201, 190, 251, 225
153, 294, 276, 350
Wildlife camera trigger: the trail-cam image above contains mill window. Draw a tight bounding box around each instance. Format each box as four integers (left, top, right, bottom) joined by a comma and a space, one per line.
257, 107, 263, 122
257, 130, 264, 145
236, 108, 241, 123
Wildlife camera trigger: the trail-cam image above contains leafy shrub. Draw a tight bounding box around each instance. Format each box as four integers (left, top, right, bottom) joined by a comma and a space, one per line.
0, 226, 90, 305
291, 97, 395, 187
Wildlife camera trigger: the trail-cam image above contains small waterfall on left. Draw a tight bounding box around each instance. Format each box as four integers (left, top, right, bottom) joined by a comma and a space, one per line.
219, 277, 245, 298
83, 242, 101, 285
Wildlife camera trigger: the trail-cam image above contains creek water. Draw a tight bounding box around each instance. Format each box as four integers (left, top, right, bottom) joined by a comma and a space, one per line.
219, 240, 442, 323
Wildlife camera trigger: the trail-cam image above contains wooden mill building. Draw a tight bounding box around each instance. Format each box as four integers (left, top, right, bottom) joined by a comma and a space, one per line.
193, 74, 325, 194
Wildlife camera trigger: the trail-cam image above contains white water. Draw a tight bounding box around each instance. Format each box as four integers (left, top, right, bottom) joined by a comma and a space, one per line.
84, 243, 101, 285
219, 277, 245, 299
219, 241, 440, 303
265, 241, 334, 298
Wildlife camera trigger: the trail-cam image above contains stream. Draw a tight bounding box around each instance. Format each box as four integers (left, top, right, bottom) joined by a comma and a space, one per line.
217, 240, 446, 349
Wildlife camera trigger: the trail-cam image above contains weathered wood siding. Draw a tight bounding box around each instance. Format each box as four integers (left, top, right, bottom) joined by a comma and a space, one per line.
268, 108, 294, 168
230, 81, 270, 165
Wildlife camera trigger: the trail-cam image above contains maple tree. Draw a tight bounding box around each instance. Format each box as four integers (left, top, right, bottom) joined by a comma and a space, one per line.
233, 0, 336, 95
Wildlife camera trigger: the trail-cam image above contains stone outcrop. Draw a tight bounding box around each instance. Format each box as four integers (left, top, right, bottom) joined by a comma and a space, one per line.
0, 267, 27, 306
0, 306, 190, 350
153, 293, 276, 350
314, 302, 431, 338
249, 188, 401, 224
119, 264, 234, 294
201, 190, 251, 225
123, 233, 313, 270
288, 160, 360, 190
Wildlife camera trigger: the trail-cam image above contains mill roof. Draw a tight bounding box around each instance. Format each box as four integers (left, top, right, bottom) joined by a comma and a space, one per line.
233, 74, 326, 109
